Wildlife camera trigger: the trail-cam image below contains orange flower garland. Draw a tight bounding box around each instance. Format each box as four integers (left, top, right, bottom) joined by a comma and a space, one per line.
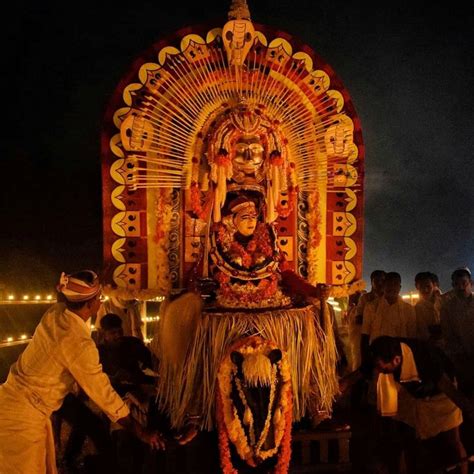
274, 389, 293, 474
216, 390, 239, 474
191, 182, 213, 220
276, 186, 298, 218
216, 337, 293, 473
218, 222, 274, 269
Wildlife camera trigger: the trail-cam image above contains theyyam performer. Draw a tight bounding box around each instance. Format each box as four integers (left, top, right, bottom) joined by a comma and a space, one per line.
101, 0, 365, 470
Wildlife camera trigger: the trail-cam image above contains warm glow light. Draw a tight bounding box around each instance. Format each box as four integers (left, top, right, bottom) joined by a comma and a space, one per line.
402, 295, 410, 299
6, 337, 13, 342
8, 295, 14, 300
35, 295, 41, 300
145, 316, 160, 322
150, 296, 165, 302
23, 295, 29, 300
47, 295, 53, 300
20, 334, 27, 340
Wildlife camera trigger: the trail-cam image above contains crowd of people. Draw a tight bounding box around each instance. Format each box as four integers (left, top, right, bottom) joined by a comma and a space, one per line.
0, 267, 472, 473
341, 267, 474, 473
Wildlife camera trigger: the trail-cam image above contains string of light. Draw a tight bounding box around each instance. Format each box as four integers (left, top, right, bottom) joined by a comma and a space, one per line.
0, 295, 165, 348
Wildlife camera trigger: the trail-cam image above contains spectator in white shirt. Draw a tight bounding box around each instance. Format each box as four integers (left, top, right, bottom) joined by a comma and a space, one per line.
414, 272, 442, 344
361, 272, 416, 364
0, 270, 164, 474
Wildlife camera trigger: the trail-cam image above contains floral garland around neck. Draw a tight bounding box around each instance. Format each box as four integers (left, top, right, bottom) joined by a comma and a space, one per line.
217, 219, 274, 269
213, 213, 293, 308
216, 337, 293, 474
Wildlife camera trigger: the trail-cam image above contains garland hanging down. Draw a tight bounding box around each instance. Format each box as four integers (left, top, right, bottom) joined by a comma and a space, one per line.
216, 336, 293, 473
155, 301, 339, 431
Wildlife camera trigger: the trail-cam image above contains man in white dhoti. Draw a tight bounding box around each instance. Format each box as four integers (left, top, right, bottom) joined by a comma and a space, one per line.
371, 336, 470, 474
0, 270, 164, 474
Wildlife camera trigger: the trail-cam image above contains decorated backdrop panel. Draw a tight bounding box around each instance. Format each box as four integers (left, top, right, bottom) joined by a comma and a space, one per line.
101, 23, 364, 295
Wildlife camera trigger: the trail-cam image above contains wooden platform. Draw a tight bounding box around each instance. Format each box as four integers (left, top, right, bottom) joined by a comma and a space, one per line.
291, 428, 352, 473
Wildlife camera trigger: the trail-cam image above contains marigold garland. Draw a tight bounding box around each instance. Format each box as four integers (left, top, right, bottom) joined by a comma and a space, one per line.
190, 182, 213, 220
217, 222, 274, 269
276, 187, 297, 218
216, 390, 239, 474
215, 274, 292, 308
274, 390, 293, 474
216, 336, 293, 473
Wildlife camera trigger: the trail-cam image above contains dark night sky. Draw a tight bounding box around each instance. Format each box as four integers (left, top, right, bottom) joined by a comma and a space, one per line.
2, 0, 473, 292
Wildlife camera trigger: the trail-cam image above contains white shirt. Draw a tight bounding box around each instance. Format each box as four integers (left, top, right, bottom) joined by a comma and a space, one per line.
415, 296, 441, 341
4, 303, 129, 422
362, 297, 416, 343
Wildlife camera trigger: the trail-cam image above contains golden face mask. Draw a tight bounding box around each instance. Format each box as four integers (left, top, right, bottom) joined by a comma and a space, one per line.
232, 135, 265, 182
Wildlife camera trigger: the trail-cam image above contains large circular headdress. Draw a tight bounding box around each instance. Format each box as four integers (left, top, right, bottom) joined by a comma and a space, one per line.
102, 1, 364, 295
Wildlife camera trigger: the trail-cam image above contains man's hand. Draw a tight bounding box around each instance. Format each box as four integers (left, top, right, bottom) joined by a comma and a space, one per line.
338, 378, 350, 395
338, 369, 363, 395
118, 414, 165, 450
140, 430, 166, 450
175, 424, 199, 445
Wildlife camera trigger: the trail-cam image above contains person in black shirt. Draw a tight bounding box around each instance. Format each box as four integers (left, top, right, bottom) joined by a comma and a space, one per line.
98, 313, 155, 395
98, 313, 159, 473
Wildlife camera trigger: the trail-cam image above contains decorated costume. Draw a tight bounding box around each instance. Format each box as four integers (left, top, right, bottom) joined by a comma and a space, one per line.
101, 0, 365, 470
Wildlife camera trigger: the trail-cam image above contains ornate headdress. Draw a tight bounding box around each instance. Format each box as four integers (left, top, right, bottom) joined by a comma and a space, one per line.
228, 196, 257, 215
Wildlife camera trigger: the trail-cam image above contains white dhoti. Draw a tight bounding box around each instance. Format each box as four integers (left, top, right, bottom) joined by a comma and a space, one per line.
397, 388, 463, 440
0, 384, 57, 474
376, 343, 463, 440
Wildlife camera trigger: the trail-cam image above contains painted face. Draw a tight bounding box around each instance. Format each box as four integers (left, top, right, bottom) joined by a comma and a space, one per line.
232, 135, 264, 176
233, 208, 258, 237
